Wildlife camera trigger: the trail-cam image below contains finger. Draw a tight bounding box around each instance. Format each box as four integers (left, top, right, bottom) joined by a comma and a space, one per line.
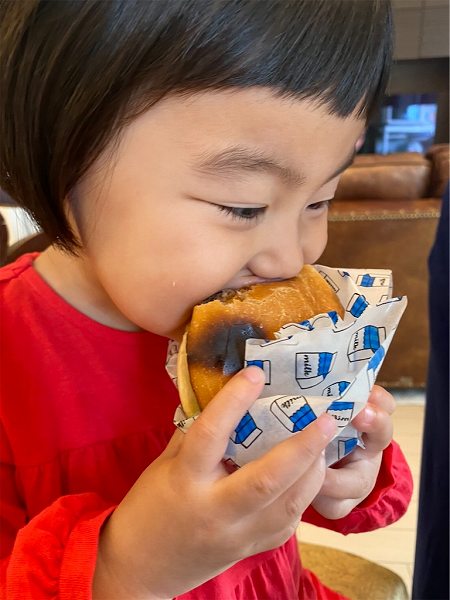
214, 413, 336, 516
243, 455, 326, 544
318, 456, 381, 500
352, 406, 393, 455
179, 367, 265, 475
351, 387, 395, 433
368, 385, 396, 415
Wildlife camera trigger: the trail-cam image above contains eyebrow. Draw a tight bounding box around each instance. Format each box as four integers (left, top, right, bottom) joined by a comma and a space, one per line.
194, 145, 357, 187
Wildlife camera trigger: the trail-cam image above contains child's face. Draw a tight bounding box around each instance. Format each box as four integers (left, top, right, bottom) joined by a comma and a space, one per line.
71, 88, 364, 340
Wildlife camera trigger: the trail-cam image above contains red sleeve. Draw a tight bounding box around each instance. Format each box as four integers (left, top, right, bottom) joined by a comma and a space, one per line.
1, 490, 115, 600
301, 440, 413, 534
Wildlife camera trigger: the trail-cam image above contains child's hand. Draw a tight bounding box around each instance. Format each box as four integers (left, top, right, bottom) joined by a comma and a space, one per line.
93, 367, 337, 600
311, 385, 395, 520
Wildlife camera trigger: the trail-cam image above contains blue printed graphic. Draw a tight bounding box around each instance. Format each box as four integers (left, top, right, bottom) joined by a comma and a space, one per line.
360, 274, 375, 287
270, 396, 317, 433
356, 273, 390, 288
327, 401, 355, 428
338, 437, 359, 459
347, 294, 369, 318
231, 412, 263, 448
327, 311, 339, 325
290, 404, 317, 432
368, 346, 385, 371
328, 401, 354, 411
298, 319, 314, 330
364, 325, 382, 351
245, 359, 272, 384
367, 346, 386, 387
322, 380, 351, 397
338, 381, 351, 394
246, 359, 264, 369
233, 413, 255, 443
296, 352, 337, 389
348, 325, 386, 362
318, 353, 334, 375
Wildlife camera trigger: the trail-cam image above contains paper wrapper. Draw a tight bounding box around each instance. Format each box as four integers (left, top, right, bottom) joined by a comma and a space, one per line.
166, 266, 407, 467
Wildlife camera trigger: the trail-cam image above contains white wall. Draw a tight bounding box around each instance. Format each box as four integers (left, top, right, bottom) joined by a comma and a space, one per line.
0, 207, 40, 246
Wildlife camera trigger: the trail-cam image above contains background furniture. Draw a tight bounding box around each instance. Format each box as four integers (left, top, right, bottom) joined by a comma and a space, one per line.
299, 542, 408, 600
320, 144, 449, 387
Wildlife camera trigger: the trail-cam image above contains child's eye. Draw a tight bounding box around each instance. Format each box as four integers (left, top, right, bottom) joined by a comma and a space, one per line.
216, 205, 266, 221
307, 199, 332, 211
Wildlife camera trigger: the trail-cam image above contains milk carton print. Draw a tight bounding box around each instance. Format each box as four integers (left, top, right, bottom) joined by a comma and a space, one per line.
318, 270, 340, 293
338, 437, 359, 460
348, 325, 386, 362
367, 345, 386, 387
230, 411, 262, 448
295, 351, 336, 389
322, 381, 351, 397
270, 396, 317, 432
326, 311, 339, 325
308, 311, 339, 329
347, 293, 369, 318
327, 400, 355, 428
356, 273, 390, 288
245, 359, 272, 385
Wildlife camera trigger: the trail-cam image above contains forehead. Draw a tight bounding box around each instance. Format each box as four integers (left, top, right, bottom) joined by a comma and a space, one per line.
145, 87, 363, 140
117, 87, 365, 184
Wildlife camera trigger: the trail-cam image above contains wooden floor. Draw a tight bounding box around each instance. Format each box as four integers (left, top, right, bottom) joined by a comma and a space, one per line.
297, 390, 425, 598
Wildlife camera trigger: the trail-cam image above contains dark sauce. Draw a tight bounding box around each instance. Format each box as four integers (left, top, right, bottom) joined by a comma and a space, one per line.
188, 320, 267, 376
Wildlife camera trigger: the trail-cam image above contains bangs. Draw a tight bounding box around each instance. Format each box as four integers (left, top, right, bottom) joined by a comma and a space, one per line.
129, 0, 393, 121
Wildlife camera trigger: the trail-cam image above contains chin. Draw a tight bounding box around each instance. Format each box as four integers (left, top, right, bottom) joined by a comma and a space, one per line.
165, 326, 186, 343
154, 315, 192, 342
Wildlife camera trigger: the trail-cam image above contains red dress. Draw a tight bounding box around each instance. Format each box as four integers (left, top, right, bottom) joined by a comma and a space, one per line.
0, 254, 413, 599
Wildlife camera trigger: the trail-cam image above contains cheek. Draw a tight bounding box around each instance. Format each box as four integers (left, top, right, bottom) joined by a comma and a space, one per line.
302, 217, 328, 264
91, 226, 244, 336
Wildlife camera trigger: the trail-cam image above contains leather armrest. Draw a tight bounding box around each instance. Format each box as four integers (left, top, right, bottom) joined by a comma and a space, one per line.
329, 198, 441, 221
426, 145, 450, 198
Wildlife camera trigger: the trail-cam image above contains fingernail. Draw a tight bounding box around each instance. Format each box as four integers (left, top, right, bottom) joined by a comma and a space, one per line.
317, 413, 337, 438
243, 366, 265, 384
363, 406, 376, 424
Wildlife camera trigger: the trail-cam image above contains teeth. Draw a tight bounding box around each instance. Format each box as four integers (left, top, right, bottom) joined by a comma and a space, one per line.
201, 291, 229, 304
202, 287, 251, 305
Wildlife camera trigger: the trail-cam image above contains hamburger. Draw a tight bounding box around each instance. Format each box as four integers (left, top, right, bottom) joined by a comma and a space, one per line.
177, 265, 344, 417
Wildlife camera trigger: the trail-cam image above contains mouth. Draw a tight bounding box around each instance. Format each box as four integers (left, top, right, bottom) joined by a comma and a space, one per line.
237, 276, 286, 287
201, 277, 288, 305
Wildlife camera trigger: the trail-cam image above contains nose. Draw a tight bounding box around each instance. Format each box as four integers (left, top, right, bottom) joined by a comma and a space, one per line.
247, 223, 305, 281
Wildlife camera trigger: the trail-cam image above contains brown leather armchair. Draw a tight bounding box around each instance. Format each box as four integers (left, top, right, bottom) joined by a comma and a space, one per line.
320, 144, 449, 388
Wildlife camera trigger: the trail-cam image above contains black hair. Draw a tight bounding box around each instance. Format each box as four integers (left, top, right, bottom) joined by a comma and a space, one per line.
0, 0, 393, 251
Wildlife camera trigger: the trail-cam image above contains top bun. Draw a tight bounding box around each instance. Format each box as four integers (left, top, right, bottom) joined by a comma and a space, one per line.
178, 265, 343, 417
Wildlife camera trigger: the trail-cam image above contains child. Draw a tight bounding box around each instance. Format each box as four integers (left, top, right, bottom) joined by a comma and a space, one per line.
0, 1, 413, 598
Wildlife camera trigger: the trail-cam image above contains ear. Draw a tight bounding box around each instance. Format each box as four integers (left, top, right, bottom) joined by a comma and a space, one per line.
355, 132, 366, 152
